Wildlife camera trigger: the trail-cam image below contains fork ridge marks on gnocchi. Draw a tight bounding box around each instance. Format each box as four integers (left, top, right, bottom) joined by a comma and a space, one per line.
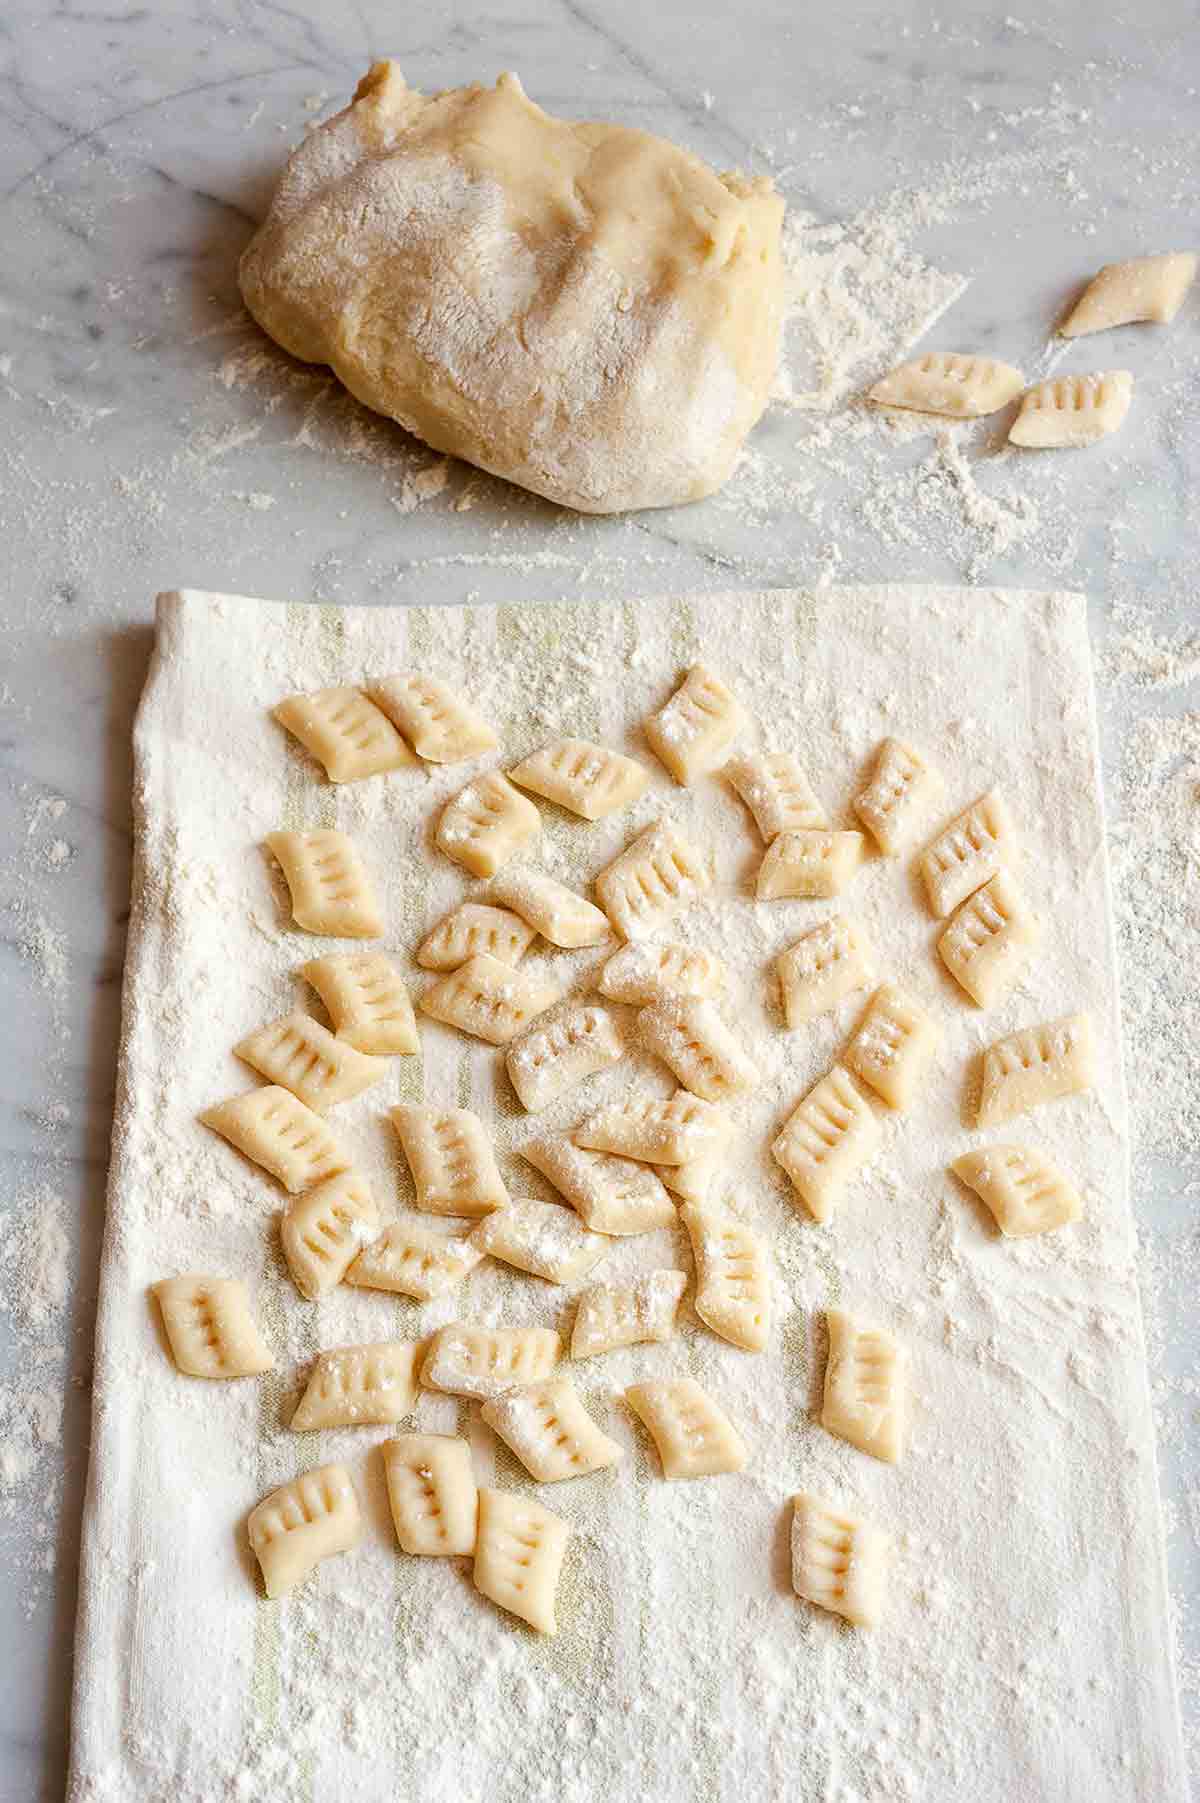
772, 1065, 881, 1222
820, 1310, 907, 1464
290, 1341, 420, 1431
644, 663, 746, 785
488, 867, 610, 948
391, 1105, 509, 1217
853, 737, 941, 855
571, 1269, 688, 1359
791, 1492, 890, 1628
248, 1463, 363, 1599
938, 869, 1039, 1008
520, 1134, 677, 1235
723, 749, 827, 842
594, 818, 711, 941
506, 1004, 625, 1113
368, 672, 497, 763
868, 351, 1025, 418
267, 828, 384, 938
154, 1276, 274, 1379
919, 787, 1018, 918
597, 939, 725, 1006
383, 1435, 478, 1557
436, 770, 541, 877
508, 737, 650, 820
419, 952, 562, 1046
201, 1086, 348, 1194
843, 985, 939, 1112
575, 1090, 730, 1166
625, 1377, 749, 1479
273, 686, 416, 782
470, 1198, 612, 1286
756, 829, 865, 900
473, 1488, 570, 1636
976, 1013, 1095, 1127
481, 1377, 624, 1483
416, 902, 536, 972
680, 1199, 771, 1353
421, 1324, 562, 1401
1009, 371, 1134, 449
280, 1170, 380, 1300
300, 951, 419, 1055
1060, 252, 1197, 337
951, 1144, 1082, 1237
777, 916, 874, 1028
234, 1011, 389, 1112
345, 1220, 484, 1300
638, 996, 759, 1104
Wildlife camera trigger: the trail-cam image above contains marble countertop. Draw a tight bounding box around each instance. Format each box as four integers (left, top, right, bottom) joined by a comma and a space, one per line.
1, 2, 1197, 1797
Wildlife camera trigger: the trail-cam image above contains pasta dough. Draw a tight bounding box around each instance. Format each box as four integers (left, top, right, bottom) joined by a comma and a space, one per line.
239, 64, 784, 515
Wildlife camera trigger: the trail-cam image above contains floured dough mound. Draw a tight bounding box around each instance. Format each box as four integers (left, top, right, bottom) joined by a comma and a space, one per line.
239, 63, 785, 513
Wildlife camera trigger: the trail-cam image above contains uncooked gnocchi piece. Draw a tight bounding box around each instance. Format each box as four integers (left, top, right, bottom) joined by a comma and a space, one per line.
416, 902, 536, 972
681, 1199, 771, 1352
938, 869, 1039, 1008
521, 1134, 676, 1235
1009, 372, 1133, 448
273, 686, 414, 782
843, 984, 939, 1112
791, 1491, 889, 1628
653, 1141, 728, 1203
919, 787, 1017, 918
300, 951, 419, 1055
821, 1310, 907, 1464
638, 996, 759, 1103
280, 1169, 380, 1300
951, 1143, 1082, 1237
645, 663, 746, 785
853, 737, 941, 855
420, 952, 562, 1046
488, 867, 610, 948
267, 828, 383, 938
508, 738, 650, 820
1060, 253, 1196, 337
724, 749, 826, 842
473, 1488, 570, 1636
469, 1198, 611, 1285
345, 1220, 484, 1300
153, 1275, 274, 1378
436, 770, 541, 877
234, 1011, 389, 1111
571, 1269, 687, 1359
575, 1090, 730, 1166
368, 672, 497, 762
421, 1324, 561, 1401
597, 939, 725, 1006
777, 916, 874, 1029
383, 1434, 478, 1557
626, 1376, 748, 1478
291, 1340, 420, 1430
772, 1065, 880, 1222
976, 1014, 1095, 1127
392, 1104, 508, 1217
482, 1376, 623, 1482
201, 1086, 348, 1194
868, 351, 1024, 417
756, 830, 864, 900
506, 1004, 624, 1113
248, 1463, 362, 1598
594, 819, 711, 940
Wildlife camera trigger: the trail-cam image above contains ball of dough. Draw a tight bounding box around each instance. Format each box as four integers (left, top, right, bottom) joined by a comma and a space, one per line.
239, 64, 785, 514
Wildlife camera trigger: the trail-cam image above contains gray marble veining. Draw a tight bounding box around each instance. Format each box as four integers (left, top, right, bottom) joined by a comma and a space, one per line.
1, 2, 1198, 1797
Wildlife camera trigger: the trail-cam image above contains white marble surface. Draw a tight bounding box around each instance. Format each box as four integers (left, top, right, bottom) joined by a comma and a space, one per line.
0, 2, 1197, 1797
